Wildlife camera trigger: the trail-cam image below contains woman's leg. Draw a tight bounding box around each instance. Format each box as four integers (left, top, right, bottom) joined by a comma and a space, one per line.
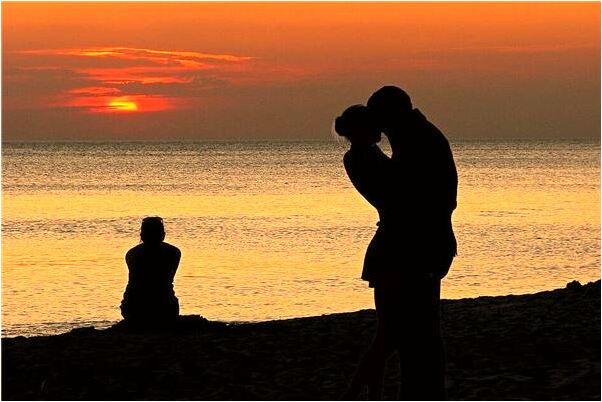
342, 287, 397, 400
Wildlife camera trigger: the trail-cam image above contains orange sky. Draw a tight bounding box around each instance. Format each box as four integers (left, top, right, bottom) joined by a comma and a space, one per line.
2, 2, 600, 140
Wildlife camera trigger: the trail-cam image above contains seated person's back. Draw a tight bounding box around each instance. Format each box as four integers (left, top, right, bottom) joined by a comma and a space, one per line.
121, 217, 181, 323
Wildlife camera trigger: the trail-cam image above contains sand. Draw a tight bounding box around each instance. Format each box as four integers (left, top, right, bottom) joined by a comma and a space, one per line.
2, 280, 600, 400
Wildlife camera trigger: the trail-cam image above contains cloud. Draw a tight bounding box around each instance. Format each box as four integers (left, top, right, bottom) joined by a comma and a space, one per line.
19, 47, 253, 66
68, 87, 122, 96
12, 47, 256, 113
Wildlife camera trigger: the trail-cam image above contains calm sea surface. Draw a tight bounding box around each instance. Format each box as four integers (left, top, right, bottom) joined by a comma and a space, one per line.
2, 140, 600, 337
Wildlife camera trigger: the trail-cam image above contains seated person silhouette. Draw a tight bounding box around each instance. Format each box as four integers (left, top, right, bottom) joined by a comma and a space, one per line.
120, 217, 181, 326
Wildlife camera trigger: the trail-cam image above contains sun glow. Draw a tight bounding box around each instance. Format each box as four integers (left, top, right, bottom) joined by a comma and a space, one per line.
108, 99, 138, 112
64, 94, 173, 113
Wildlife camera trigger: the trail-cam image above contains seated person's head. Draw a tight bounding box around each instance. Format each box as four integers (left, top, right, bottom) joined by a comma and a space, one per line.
367, 86, 412, 133
334, 105, 380, 146
140, 216, 165, 243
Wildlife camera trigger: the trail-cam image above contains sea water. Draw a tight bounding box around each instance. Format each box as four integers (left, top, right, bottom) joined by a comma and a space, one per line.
2, 140, 600, 337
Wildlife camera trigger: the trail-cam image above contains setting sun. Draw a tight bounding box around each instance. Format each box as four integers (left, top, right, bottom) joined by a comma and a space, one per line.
108, 99, 138, 112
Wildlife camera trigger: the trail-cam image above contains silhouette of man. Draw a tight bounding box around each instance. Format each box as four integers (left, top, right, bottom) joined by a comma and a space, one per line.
121, 217, 181, 326
367, 86, 457, 400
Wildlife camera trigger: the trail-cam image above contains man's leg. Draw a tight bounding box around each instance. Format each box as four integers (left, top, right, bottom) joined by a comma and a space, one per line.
397, 277, 445, 400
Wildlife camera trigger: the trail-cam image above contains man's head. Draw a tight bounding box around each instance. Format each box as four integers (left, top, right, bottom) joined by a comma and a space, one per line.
367, 86, 413, 134
140, 216, 165, 243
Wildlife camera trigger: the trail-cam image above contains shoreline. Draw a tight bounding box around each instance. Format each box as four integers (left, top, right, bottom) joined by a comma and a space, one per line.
4, 280, 600, 340
3, 280, 600, 400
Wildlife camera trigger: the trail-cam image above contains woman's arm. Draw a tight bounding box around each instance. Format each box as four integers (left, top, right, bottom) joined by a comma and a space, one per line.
344, 147, 393, 210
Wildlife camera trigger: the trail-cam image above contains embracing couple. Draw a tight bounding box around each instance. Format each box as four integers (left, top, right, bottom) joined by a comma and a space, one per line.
335, 86, 458, 400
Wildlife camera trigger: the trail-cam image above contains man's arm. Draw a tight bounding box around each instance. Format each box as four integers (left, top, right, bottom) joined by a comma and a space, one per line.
410, 109, 457, 213
421, 109, 457, 213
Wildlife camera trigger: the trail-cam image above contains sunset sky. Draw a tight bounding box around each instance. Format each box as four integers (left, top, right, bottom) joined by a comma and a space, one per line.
2, 2, 600, 141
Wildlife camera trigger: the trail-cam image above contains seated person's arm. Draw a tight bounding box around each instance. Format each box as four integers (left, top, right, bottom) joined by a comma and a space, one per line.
169, 247, 182, 281
125, 248, 136, 282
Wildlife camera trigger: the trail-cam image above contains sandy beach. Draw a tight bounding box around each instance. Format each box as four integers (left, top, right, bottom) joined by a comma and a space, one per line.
2, 280, 600, 400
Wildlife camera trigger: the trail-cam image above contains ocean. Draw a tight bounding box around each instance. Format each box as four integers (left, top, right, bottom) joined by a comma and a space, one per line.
2, 140, 600, 337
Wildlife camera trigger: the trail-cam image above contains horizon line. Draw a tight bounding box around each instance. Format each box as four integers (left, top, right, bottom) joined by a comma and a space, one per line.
1, 137, 600, 144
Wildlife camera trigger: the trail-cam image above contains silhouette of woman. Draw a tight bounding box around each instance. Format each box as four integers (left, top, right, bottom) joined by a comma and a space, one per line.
335, 105, 398, 399
120, 217, 181, 325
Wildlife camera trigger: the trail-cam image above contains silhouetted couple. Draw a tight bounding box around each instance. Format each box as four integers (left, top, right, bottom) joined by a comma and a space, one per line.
336, 86, 458, 400
120, 217, 181, 326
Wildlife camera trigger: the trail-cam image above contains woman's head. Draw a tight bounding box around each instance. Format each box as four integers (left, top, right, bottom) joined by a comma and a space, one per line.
334, 104, 381, 145
140, 216, 165, 243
